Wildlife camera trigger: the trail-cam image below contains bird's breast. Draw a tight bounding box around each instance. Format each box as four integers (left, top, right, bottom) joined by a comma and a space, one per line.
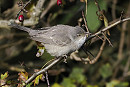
74, 36, 86, 49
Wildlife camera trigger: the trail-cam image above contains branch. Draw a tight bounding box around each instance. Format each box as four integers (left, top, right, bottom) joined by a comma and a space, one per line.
40, 0, 57, 18
0, 0, 46, 29
25, 57, 63, 84
16, 0, 32, 19
118, 4, 130, 59
8, 17, 130, 85
86, 17, 130, 41
84, 38, 106, 64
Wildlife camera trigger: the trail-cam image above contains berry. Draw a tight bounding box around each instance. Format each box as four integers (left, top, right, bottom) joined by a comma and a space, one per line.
18, 15, 24, 22
57, 0, 62, 6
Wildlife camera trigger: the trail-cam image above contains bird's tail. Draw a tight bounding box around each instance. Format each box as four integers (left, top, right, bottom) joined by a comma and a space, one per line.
9, 21, 31, 33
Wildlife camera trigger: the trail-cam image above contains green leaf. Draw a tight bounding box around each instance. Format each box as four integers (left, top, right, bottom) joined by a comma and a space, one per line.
26, 82, 33, 87
99, 63, 112, 79
115, 81, 129, 87
1, 71, 8, 80
69, 67, 86, 83
34, 74, 43, 86
61, 78, 76, 87
52, 83, 62, 87
87, 84, 99, 87
106, 80, 119, 87
86, 0, 107, 32
106, 80, 129, 87
103, 15, 108, 27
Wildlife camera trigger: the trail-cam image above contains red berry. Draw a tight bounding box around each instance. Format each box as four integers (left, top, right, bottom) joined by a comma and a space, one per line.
18, 15, 24, 22
57, 0, 62, 6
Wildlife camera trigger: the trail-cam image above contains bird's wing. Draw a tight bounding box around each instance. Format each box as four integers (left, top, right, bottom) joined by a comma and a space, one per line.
30, 25, 72, 46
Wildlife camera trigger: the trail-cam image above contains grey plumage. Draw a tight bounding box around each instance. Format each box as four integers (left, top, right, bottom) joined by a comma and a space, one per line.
9, 22, 87, 57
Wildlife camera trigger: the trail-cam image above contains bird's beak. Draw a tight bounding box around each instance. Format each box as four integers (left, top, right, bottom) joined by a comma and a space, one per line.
85, 32, 91, 37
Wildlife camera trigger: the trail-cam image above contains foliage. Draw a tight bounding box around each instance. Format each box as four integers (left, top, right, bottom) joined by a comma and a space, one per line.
99, 63, 112, 79
86, 0, 107, 32
0, 0, 130, 87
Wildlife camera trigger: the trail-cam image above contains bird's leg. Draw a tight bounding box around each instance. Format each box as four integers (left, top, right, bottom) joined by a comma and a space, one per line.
62, 55, 68, 63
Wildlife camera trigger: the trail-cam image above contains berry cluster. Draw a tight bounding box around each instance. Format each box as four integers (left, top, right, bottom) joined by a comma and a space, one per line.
17, 0, 62, 22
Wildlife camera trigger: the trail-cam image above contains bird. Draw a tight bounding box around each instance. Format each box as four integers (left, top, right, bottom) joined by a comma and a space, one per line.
9, 22, 89, 58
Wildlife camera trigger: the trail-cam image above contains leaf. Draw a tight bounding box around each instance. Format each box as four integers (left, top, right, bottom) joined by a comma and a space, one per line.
103, 15, 108, 27
52, 83, 63, 87
106, 80, 119, 87
18, 72, 28, 82
99, 63, 112, 79
103, 15, 110, 35
1, 71, 8, 80
6, 80, 12, 84
26, 82, 33, 87
87, 84, 99, 87
34, 74, 44, 86
61, 78, 76, 87
116, 82, 129, 87
69, 67, 86, 83
86, 0, 107, 32
106, 80, 129, 87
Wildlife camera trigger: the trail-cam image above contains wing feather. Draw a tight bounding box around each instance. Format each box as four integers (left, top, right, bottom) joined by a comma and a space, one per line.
30, 25, 72, 46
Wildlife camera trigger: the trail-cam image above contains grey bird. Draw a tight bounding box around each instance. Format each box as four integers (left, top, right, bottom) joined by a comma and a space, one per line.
9, 22, 89, 57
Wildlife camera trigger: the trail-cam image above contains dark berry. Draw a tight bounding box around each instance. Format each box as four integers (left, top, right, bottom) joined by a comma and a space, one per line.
18, 15, 24, 22
57, 0, 62, 6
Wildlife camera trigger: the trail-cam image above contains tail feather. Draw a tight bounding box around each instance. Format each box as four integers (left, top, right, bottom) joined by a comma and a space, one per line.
9, 22, 31, 33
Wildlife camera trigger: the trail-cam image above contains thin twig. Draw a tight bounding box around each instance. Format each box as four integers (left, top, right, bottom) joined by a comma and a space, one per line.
82, 39, 106, 64
8, 17, 130, 84
102, 32, 113, 47
86, 17, 130, 41
82, 11, 89, 32
118, 4, 130, 60
89, 39, 106, 64
25, 57, 62, 84
94, 0, 101, 11
16, 0, 32, 19
45, 71, 50, 87
40, 0, 57, 18
113, 5, 130, 78
96, 35, 104, 41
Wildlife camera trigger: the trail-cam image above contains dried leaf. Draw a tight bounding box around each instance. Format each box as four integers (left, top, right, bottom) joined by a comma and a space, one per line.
18, 72, 28, 82
1, 71, 9, 80
34, 74, 44, 86
103, 15, 110, 35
